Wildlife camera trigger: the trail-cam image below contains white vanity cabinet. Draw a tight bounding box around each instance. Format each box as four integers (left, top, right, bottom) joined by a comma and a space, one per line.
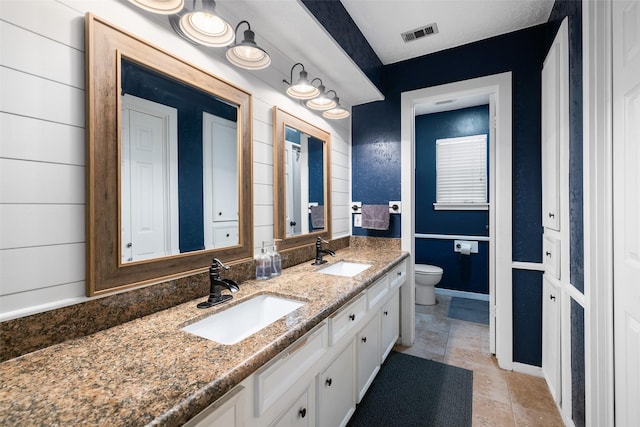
186, 258, 408, 427
380, 289, 400, 363
328, 293, 366, 346
270, 383, 315, 427
356, 310, 380, 403
317, 341, 355, 427
254, 322, 328, 419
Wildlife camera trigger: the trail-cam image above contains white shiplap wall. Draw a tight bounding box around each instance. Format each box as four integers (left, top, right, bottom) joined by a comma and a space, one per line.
0, 0, 352, 321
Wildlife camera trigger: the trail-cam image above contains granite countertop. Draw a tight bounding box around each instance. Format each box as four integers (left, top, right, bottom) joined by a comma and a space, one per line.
0, 247, 408, 426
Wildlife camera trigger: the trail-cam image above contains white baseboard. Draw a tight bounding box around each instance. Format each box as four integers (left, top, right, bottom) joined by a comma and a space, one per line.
434, 288, 490, 301
512, 361, 544, 377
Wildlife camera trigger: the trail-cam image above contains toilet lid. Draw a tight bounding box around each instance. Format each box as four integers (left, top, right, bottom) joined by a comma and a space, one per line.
415, 264, 443, 274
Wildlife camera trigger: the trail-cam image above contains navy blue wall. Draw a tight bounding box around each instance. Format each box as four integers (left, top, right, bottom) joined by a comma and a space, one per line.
350, 24, 548, 365
352, 25, 547, 265
512, 270, 543, 365
121, 59, 237, 253
306, 0, 585, 369
415, 105, 490, 294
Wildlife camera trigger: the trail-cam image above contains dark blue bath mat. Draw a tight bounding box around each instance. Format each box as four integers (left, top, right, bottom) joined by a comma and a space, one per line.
447, 297, 490, 325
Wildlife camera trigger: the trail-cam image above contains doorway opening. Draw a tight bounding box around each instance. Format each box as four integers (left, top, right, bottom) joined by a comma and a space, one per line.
400, 72, 514, 370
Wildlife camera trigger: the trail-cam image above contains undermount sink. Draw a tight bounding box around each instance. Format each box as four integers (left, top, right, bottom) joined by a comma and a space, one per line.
182, 294, 305, 345
317, 261, 372, 277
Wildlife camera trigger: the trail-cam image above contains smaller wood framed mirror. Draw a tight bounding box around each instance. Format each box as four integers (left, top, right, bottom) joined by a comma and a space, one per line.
273, 107, 332, 251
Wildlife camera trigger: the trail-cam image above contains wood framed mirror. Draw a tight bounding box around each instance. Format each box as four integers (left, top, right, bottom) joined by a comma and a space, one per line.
85, 14, 253, 295
273, 107, 331, 251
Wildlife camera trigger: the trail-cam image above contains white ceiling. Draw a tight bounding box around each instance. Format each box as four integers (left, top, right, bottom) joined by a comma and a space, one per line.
340, 0, 555, 65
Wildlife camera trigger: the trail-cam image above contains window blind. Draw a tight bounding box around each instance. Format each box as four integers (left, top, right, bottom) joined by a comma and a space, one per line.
435, 134, 487, 205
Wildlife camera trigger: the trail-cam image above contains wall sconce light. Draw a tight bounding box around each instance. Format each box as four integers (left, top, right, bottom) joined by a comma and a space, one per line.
128, 0, 185, 15
322, 92, 350, 119
305, 79, 337, 111
178, 0, 235, 47
226, 21, 271, 70
283, 63, 320, 100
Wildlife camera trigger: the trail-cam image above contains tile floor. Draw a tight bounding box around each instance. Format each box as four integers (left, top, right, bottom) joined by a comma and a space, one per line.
393, 294, 564, 427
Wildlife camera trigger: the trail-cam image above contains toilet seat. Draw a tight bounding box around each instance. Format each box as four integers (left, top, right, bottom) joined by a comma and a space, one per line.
415, 264, 443, 275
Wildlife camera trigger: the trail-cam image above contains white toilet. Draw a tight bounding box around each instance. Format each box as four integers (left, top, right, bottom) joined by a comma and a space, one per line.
415, 264, 443, 305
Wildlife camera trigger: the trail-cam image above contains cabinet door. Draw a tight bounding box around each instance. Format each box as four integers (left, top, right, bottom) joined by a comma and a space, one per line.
255, 323, 327, 416
542, 275, 561, 402
318, 341, 355, 427
356, 311, 380, 403
380, 290, 400, 363
271, 385, 313, 427
183, 385, 245, 427
541, 37, 561, 230
542, 234, 561, 280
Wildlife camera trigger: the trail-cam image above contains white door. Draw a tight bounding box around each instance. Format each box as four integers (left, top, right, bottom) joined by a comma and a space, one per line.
541, 32, 562, 231
613, 1, 640, 425
121, 95, 178, 262
203, 112, 238, 249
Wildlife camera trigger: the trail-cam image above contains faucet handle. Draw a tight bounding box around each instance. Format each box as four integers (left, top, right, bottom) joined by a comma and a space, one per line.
212, 258, 230, 270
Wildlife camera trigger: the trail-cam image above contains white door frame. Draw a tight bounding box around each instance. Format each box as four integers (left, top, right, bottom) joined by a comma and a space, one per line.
400, 72, 513, 369
583, 1, 615, 425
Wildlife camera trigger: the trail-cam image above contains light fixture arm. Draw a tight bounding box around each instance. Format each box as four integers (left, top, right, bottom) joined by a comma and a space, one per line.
233, 20, 251, 40
284, 63, 305, 86
310, 77, 323, 87
325, 89, 337, 99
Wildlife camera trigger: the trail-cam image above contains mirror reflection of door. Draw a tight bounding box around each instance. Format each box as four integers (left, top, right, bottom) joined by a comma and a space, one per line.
121, 94, 179, 263
285, 139, 302, 236
203, 113, 239, 249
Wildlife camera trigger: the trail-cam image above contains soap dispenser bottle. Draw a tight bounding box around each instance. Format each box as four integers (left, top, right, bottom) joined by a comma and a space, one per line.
256, 241, 271, 280
269, 240, 282, 277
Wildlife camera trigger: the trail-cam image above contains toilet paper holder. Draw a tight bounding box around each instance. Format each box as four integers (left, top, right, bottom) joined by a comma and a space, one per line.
454, 240, 478, 254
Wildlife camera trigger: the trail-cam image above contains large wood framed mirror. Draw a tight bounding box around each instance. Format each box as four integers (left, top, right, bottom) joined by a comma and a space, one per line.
273, 107, 331, 251
85, 14, 253, 295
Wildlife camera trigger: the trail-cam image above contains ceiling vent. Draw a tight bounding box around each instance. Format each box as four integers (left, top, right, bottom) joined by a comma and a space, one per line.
401, 23, 439, 43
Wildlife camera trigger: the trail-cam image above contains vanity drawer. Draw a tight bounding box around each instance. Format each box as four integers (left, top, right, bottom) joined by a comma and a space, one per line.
328, 293, 366, 346
543, 234, 561, 280
367, 275, 389, 310
389, 260, 407, 290
213, 223, 239, 247
255, 322, 328, 416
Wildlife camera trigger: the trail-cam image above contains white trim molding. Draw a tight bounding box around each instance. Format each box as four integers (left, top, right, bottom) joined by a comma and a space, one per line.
511, 261, 545, 272
583, 0, 615, 426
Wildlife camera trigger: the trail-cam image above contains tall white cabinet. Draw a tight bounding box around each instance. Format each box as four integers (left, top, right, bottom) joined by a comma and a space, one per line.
541, 18, 569, 410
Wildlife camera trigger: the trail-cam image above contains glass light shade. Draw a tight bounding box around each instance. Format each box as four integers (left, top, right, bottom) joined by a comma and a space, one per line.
226, 28, 271, 70
322, 101, 350, 119
286, 70, 320, 100
306, 86, 337, 111
226, 45, 271, 70
179, 10, 234, 47
128, 0, 184, 14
